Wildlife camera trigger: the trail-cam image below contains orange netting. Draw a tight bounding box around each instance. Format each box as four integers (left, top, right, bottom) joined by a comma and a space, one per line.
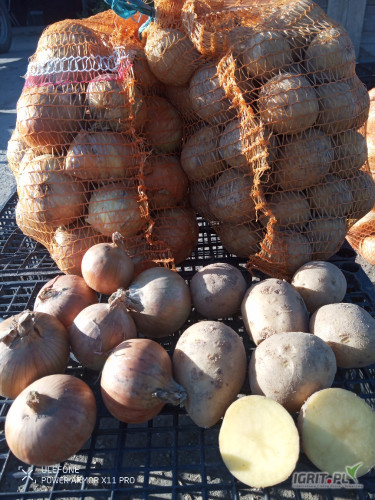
8, 1, 375, 279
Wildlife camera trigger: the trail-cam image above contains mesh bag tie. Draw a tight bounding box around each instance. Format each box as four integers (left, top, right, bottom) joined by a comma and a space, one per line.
104, 0, 155, 34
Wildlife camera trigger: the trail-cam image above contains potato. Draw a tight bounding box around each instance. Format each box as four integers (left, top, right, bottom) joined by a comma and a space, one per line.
330, 130, 367, 177
298, 388, 375, 477
189, 180, 215, 219
144, 26, 200, 86
219, 395, 300, 488
266, 0, 326, 57
359, 235, 375, 266
241, 278, 309, 345
218, 118, 269, 173
346, 170, 375, 220
190, 263, 247, 319
172, 321, 246, 428
258, 230, 312, 276
209, 169, 256, 224
166, 84, 197, 120
305, 26, 356, 82
258, 73, 319, 135
233, 28, 293, 81
306, 217, 346, 260
307, 174, 353, 218
316, 78, 369, 134
189, 62, 235, 125
260, 191, 310, 229
274, 129, 333, 190
249, 331, 337, 413
181, 126, 224, 181
310, 302, 375, 368
215, 221, 263, 258
291, 261, 347, 313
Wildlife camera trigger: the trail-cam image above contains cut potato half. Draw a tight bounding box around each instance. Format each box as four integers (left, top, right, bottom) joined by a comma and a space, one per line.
298, 388, 375, 477
219, 395, 300, 488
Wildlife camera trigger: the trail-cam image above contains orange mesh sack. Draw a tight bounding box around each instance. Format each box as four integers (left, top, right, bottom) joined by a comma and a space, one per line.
346, 88, 375, 264
162, 0, 374, 279
9, 9, 199, 276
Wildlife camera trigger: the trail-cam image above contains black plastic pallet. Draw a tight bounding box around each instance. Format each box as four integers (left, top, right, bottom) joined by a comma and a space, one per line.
0, 193, 374, 499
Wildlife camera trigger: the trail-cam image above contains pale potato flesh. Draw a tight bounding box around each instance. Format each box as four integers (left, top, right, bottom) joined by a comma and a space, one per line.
219, 395, 300, 488
299, 388, 375, 477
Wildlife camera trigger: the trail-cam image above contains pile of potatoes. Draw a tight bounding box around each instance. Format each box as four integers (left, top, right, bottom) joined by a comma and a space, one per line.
180, 259, 375, 488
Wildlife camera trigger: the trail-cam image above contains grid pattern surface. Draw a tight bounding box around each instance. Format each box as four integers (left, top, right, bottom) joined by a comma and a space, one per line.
0, 193, 374, 499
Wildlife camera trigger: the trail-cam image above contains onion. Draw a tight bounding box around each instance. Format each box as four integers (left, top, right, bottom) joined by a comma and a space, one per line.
17, 154, 87, 228
49, 222, 109, 275
15, 201, 54, 245
33, 21, 111, 83
33, 275, 98, 328
7, 128, 29, 177
87, 183, 147, 237
5, 374, 97, 466
144, 96, 183, 153
16, 84, 84, 152
65, 130, 141, 181
144, 155, 188, 210
101, 338, 186, 423
0, 311, 69, 399
144, 25, 200, 86
86, 74, 146, 132
81, 232, 134, 295
124, 267, 191, 337
151, 207, 199, 264
69, 289, 137, 371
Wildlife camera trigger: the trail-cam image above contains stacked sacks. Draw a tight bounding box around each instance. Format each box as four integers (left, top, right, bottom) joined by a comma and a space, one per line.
9, 1, 374, 279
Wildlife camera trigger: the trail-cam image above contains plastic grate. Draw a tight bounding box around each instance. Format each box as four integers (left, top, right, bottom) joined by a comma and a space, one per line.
0, 193, 374, 499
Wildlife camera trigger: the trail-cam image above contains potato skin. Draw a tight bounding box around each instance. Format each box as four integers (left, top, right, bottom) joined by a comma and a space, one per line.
310, 303, 375, 368
249, 331, 337, 413
241, 278, 309, 345
190, 263, 247, 319
291, 261, 347, 313
172, 321, 246, 428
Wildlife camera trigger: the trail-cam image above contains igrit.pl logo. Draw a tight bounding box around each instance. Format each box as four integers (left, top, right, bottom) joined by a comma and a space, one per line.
292, 463, 364, 490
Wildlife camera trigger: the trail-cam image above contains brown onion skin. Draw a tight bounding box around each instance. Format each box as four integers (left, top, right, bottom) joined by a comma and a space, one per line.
5, 374, 97, 466
16, 85, 84, 152
81, 232, 135, 295
144, 155, 189, 210
151, 207, 199, 264
101, 338, 186, 423
124, 267, 191, 338
17, 155, 86, 228
0, 311, 70, 399
69, 292, 137, 371
33, 275, 98, 328
49, 223, 110, 276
